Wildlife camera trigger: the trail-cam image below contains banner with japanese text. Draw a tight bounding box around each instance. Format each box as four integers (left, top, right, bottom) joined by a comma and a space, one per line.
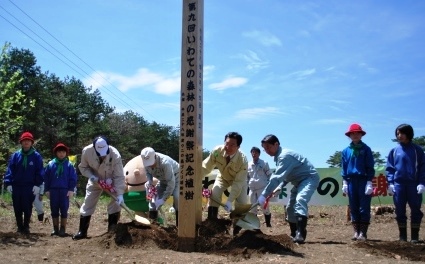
199, 167, 424, 206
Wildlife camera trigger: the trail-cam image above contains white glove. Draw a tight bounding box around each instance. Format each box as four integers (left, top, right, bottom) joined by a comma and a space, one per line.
144, 181, 153, 190
32, 186, 41, 195
89, 175, 99, 183
258, 195, 267, 208
365, 181, 373, 195
417, 184, 425, 194
224, 200, 232, 212
154, 198, 164, 208
7, 186, 12, 193
342, 180, 348, 195
67, 191, 74, 199
116, 194, 124, 205
387, 184, 395, 196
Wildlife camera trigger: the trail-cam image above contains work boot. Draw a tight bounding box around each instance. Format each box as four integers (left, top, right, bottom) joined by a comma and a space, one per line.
51, 218, 59, 236
107, 212, 120, 232
351, 222, 360, 241
398, 222, 407, 242
233, 225, 242, 236
175, 211, 178, 227
265, 213, 272, 227
357, 222, 369, 241
289, 222, 297, 238
16, 214, 24, 233
22, 215, 31, 234
411, 223, 420, 244
207, 206, 218, 220
38, 213, 44, 222
72, 215, 91, 240
149, 210, 158, 223
293, 215, 308, 244
59, 218, 67, 237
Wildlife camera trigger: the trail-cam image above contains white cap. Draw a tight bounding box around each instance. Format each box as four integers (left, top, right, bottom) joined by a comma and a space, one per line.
141, 147, 156, 167
94, 138, 109, 156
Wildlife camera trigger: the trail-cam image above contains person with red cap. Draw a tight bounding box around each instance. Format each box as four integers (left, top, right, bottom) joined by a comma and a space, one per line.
341, 123, 375, 241
4, 132, 44, 234
73, 136, 126, 240
44, 143, 77, 237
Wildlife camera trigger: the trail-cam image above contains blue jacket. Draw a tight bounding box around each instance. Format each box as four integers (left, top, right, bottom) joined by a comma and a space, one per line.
4, 148, 44, 187
386, 142, 425, 185
341, 141, 375, 181
44, 158, 78, 192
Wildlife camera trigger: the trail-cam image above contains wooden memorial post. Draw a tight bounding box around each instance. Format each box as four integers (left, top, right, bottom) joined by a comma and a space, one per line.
178, 0, 204, 252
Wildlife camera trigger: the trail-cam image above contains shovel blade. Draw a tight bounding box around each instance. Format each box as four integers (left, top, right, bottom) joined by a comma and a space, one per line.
134, 214, 151, 226
230, 203, 255, 219
236, 212, 260, 230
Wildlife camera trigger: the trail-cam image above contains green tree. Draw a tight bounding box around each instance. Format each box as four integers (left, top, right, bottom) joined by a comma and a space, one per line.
0, 43, 35, 173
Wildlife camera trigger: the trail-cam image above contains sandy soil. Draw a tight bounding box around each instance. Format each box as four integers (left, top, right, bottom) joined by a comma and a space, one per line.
0, 198, 424, 263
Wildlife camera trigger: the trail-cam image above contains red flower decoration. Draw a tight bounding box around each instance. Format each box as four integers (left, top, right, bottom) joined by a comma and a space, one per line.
99, 179, 116, 193
202, 188, 212, 198
147, 185, 157, 201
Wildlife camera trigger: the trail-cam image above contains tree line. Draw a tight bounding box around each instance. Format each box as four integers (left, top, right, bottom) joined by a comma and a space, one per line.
0, 43, 187, 177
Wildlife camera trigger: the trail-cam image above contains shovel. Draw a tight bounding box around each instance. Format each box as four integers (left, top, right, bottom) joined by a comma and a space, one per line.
231, 181, 288, 219
209, 196, 261, 230
102, 188, 150, 226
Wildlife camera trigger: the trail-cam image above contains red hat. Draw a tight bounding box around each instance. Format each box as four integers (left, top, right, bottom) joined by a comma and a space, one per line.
19, 132, 34, 143
53, 143, 69, 155
345, 123, 366, 136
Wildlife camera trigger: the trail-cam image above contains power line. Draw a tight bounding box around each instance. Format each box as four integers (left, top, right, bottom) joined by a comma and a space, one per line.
1, 1, 158, 121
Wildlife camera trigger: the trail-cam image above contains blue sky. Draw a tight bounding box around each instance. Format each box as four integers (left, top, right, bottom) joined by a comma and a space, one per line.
2, 0, 425, 168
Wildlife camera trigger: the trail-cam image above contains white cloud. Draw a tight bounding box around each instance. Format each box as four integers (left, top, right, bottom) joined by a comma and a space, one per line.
209, 76, 248, 91
242, 30, 282, 47
235, 107, 284, 119
83, 68, 180, 95
283, 68, 316, 80
238, 50, 269, 70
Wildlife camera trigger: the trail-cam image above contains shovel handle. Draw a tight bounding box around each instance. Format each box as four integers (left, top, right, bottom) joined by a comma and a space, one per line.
208, 196, 227, 208
101, 186, 135, 221
263, 194, 272, 209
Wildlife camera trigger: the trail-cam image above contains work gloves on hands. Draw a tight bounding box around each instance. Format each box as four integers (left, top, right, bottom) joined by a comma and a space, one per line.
387, 184, 395, 196
144, 181, 153, 190
342, 180, 348, 195
155, 198, 164, 209
89, 175, 99, 183
365, 181, 373, 195
7, 186, 12, 193
67, 191, 74, 199
258, 195, 267, 208
116, 194, 124, 205
32, 186, 40, 195
417, 184, 425, 194
224, 200, 233, 212
272, 181, 288, 197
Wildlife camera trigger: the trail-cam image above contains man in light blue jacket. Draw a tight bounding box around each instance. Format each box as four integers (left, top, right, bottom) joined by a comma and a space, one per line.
258, 134, 319, 244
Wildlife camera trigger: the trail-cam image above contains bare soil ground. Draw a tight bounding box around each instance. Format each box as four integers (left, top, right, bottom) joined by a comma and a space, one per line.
0, 198, 424, 263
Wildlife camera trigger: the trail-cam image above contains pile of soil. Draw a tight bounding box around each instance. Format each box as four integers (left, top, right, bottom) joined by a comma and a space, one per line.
94, 218, 295, 261
1, 199, 424, 263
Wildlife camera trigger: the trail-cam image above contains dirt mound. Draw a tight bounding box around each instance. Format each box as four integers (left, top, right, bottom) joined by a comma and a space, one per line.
90, 218, 295, 260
